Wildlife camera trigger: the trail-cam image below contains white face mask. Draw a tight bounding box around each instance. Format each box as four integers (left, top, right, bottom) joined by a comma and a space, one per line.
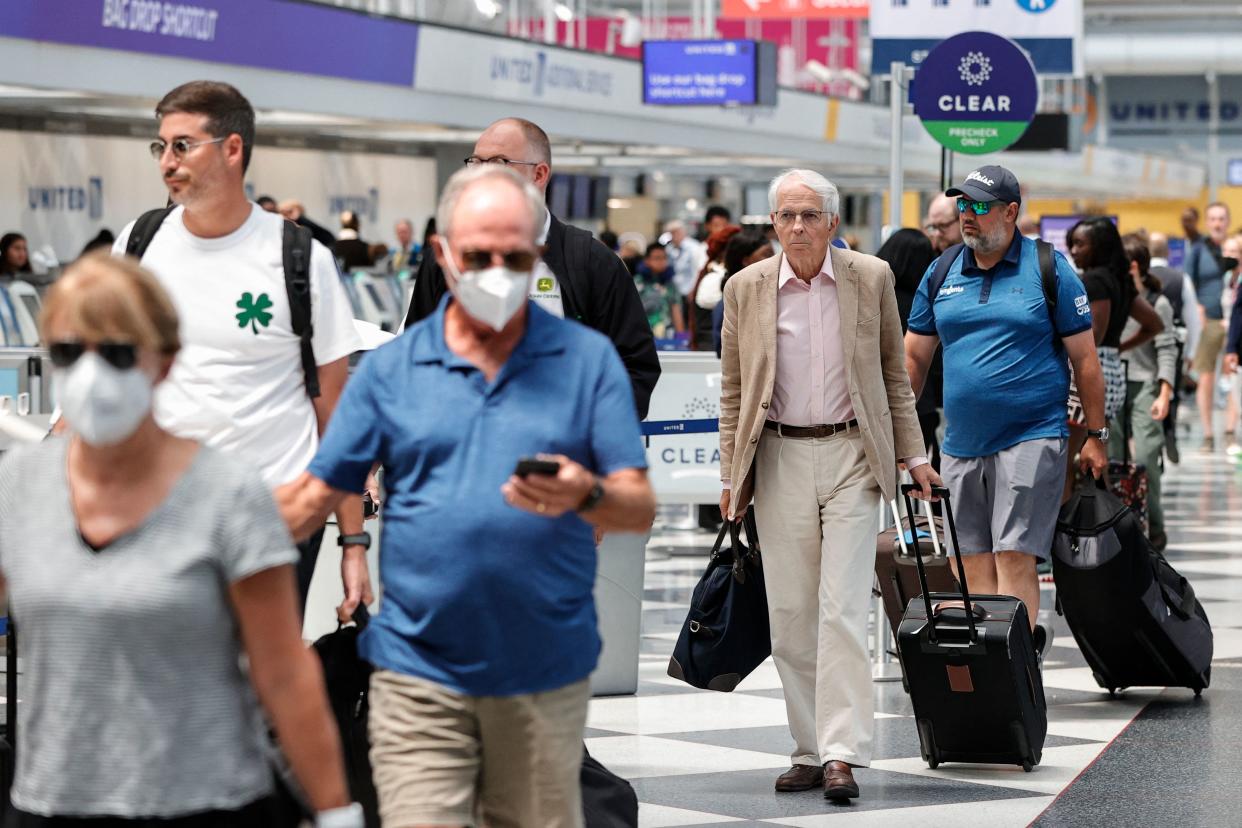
55, 352, 154, 447
440, 238, 531, 331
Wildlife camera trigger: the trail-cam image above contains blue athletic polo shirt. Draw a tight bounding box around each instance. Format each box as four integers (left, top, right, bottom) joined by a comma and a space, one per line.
308, 297, 648, 696
908, 233, 1092, 459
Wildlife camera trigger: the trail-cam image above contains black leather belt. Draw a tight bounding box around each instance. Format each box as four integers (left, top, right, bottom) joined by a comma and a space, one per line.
764, 419, 858, 439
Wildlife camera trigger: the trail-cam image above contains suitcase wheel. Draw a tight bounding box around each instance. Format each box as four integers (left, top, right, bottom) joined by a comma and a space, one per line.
1194, 688, 1203, 698
1021, 759, 1034, 773
927, 756, 939, 770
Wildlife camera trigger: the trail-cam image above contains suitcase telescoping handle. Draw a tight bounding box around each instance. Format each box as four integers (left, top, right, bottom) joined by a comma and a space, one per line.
899, 484, 978, 644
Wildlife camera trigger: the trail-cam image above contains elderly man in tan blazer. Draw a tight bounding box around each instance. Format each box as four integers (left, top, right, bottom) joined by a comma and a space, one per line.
719, 169, 940, 802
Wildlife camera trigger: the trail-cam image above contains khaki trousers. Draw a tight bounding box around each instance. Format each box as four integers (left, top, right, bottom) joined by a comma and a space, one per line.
368, 670, 590, 828
753, 429, 881, 767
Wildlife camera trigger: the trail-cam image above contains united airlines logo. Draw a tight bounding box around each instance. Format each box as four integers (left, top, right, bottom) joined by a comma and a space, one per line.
328, 188, 380, 224
490, 50, 613, 99
1016, 0, 1055, 12
27, 177, 103, 220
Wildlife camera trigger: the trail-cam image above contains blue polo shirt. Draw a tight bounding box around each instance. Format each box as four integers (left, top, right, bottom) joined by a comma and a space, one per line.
308, 298, 648, 696
908, 234, 1092, 459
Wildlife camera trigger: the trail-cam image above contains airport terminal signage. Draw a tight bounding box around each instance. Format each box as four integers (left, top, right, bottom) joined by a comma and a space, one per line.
0, 0, 420, 86
911, 32, 1038, 155
869, 0, 1081, 76
642, 40, 777, 106
721, 0, 869, 19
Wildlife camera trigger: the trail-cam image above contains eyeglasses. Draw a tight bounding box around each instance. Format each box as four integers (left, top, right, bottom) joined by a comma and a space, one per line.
148, 136, 226, 161
463, 155, 541, 168
48, 341, 139, 371
460, 248, 539, 272
773, 210, 828, 228
956, 198, 997, 216
924, 219, 957, 234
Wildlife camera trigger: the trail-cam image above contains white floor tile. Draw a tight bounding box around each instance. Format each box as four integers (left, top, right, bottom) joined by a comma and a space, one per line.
638, 803, 744, 827
585, 734, 788, 779
1044, 698, 1152, 741
870, 743, 1110, 796
765, 796, 1055, 827
588, 690, 795, 735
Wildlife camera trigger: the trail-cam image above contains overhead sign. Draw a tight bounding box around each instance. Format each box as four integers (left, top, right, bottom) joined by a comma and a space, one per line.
869, 0, 1081, 76
642, 40, 777, 106
0, 0, 420, 86
911, 31, 1038, 155
721, 0, 869, 20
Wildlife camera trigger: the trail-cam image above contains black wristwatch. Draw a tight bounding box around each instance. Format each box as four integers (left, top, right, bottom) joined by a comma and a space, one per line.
1086, 427, 1110, 443
576, 478, 606, 513
337, 532, 372, 550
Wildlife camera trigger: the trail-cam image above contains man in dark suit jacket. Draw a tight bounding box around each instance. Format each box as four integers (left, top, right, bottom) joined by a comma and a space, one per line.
404, 117, 660, 419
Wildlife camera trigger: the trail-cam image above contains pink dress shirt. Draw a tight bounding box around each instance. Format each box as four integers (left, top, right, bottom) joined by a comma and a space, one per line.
768, 254, 857, 427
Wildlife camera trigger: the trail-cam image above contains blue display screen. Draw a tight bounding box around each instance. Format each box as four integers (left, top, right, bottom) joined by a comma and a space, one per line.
0, 367, 19, 402
643, 40, 770, 106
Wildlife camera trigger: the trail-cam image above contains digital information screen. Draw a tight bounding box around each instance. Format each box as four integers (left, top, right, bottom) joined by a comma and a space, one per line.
642, 39, 776, 106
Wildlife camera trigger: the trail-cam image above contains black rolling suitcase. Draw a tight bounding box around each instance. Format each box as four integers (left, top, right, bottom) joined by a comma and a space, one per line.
896, 485, 1047, 772
1053, 483, 1212, 696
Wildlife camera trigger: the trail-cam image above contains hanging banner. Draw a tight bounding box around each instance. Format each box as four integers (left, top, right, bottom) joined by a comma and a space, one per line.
869, 0, 1081, 76
720, 0, 869, 20
0, 0, 420, 86
911, 31, 1038, 155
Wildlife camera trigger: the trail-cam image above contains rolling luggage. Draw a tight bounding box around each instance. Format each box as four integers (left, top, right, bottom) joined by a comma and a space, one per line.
896, 485, 1047, 772
1053, 483, 1212, 696
875, 497, 958, 642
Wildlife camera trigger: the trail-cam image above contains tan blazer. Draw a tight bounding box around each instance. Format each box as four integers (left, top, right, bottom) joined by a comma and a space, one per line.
719, 248, 924, 511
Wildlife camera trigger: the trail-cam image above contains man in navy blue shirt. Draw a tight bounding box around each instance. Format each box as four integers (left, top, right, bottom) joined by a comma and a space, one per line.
904, 166, 1108, 657
278, 165, 655, 828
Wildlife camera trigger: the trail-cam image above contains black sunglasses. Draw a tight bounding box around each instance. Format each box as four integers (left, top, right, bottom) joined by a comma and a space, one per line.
460, 248, 539, 273
48, 341, 139, 371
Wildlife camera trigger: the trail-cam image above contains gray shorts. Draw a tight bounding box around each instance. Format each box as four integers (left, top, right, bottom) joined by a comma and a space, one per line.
941, 437, 1068, 561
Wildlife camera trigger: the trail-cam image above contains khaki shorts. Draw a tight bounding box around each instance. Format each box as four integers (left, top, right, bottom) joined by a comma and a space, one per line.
1193, 319, 1227, 374
368, 670, 590, 828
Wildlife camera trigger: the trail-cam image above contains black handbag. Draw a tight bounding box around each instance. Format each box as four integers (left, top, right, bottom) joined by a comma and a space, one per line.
667, 513, 771, 691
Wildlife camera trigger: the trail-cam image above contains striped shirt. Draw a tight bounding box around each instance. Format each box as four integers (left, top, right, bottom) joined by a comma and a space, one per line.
0, 438, 298, 817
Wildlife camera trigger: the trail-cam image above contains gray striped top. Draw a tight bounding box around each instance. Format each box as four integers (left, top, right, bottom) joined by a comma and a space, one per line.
0, 438, 298, 817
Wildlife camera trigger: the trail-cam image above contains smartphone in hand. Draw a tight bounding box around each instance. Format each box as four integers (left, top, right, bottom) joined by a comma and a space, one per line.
514, 457, 561, 477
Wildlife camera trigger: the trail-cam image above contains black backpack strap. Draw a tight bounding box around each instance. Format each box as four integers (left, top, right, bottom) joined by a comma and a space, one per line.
124, 206, 176, 260
927, 243, 965, 302
1035, 239, 1067, 354
282, 221, 319, 399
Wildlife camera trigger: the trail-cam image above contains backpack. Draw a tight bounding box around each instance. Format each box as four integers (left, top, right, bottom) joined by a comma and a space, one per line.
124, 206, 320, 398
927, 239, 1061, 348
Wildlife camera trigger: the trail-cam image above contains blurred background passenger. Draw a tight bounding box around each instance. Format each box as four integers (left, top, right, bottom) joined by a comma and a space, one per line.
1117, 234, 1179, 551
712, 229, 773, 357
278, 199, 336, 248
690, 224, 740, 351
334, 209, 375, 271
78, 228, 116, 259
636, 242, 683, 339
256, 195, 278, 213
389, 218, 417, 273
703, 204, 732, 237
878, 228, 941, 468
0, 232, 32, 281
0, 254, 358, 827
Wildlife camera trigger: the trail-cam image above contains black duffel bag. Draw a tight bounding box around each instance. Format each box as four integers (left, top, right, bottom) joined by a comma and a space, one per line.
313, 606, 380, 828
667, 513, 770, 692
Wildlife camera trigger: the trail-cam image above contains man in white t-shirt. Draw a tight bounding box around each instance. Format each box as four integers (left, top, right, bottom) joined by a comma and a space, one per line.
114, 81, 366, 609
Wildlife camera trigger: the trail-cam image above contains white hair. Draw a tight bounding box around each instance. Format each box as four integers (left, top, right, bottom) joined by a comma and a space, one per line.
768, 169, 840, 218
436, 165, 544, 243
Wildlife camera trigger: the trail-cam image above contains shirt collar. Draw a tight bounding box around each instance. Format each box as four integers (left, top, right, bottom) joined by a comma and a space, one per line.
961, 230, 1023, 273
411, 293, 565, 367
537, 208, 552, 246
777, 250, 835, 288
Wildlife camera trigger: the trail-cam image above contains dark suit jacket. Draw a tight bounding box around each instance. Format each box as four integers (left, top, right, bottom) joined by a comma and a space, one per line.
404, 215, 660, 419
335, 238, 375, 272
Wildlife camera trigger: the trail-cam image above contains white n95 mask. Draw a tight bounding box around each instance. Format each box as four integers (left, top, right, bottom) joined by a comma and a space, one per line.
55, 352, 154, 446
440, 238, 531, 331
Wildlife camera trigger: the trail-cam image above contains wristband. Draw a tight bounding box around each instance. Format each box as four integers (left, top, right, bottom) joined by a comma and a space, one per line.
317, 803, 365, 828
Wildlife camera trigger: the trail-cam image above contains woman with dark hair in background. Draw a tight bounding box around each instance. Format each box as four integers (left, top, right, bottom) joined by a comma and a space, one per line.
712, 230, 773, 357
79, 229, 116, 259
1, 232, 32, 279
1067, 217, 1164, 498
878, 228, 941, 468
689, 224, 741, 351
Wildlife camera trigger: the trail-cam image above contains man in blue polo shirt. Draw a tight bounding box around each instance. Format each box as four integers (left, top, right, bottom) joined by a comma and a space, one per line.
277, 165, 655, 828
904, 166, 1108, 658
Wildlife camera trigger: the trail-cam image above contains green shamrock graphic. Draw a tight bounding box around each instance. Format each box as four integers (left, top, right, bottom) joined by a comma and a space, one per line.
235, 292, 274, 334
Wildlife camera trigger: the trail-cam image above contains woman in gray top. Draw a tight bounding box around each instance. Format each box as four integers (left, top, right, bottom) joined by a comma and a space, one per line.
0, 255, 360, 827
1116, 235, 1179, 552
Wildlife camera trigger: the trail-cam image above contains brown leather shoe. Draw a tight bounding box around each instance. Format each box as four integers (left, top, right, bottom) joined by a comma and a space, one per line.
823, 760, 860, 800
774, 764, 825, 792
